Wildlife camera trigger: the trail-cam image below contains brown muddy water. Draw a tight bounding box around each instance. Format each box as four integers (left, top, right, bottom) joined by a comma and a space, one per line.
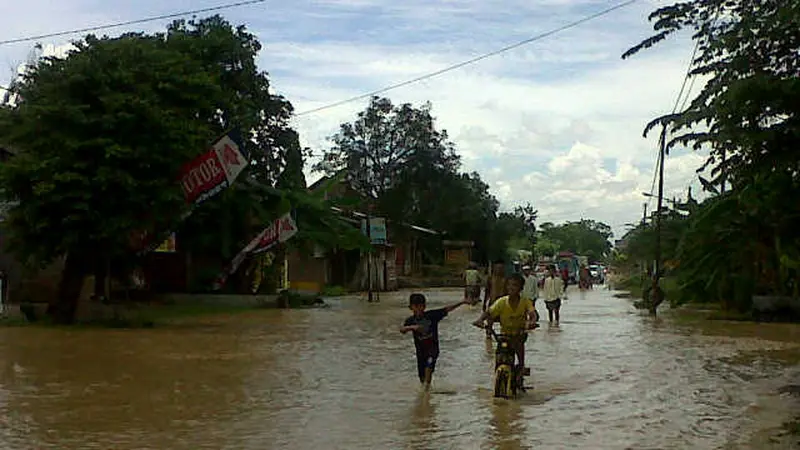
0, 287, 799, 449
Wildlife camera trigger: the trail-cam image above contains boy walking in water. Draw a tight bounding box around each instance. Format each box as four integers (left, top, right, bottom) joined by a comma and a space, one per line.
463, 262, 482, 306
400, 294, 469, 389
521, 265, 539, 307
543, 265, 565, 324
484, 260, 507, 311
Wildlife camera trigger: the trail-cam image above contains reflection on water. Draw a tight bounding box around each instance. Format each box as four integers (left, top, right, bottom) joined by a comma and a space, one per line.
0, 287, 798, 449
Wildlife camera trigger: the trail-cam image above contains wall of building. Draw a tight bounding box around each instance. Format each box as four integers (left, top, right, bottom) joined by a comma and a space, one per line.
287, 248, 328, 293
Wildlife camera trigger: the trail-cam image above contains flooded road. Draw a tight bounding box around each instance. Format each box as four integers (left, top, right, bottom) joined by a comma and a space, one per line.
1, 287, 799, 449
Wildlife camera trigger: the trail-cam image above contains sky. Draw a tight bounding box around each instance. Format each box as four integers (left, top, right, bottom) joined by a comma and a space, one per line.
0, 0, 707, 239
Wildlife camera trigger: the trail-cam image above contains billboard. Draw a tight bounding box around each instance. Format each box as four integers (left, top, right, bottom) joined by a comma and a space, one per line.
180, 134, 248, 207
361, 217, 387, 244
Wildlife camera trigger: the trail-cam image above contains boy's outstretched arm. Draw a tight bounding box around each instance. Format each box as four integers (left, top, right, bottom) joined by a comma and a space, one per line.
444, 299, 469, 313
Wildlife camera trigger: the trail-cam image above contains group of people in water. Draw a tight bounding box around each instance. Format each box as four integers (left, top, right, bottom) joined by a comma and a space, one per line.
400, 260, 567, 389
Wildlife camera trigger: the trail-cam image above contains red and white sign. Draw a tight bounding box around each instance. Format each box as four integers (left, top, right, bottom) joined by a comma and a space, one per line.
212, 213, 298, 290
179, 134, 247, 206
252, 214, 298, 254
213, 135, 248, 185
132, 132, 247, 255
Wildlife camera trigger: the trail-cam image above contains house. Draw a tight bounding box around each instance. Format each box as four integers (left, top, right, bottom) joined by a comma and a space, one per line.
285, 174, 441, 294
443, 240, 475, 267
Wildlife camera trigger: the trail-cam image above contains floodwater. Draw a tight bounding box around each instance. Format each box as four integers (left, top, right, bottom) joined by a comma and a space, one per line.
1, 287, 799, 449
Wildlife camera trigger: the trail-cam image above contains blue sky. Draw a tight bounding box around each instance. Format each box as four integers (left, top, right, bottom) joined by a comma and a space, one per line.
0, 0, 707, 238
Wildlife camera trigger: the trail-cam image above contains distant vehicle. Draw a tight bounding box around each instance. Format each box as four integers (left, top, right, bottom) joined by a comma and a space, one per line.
557, 252, 579, 285
589, 264, 605, 284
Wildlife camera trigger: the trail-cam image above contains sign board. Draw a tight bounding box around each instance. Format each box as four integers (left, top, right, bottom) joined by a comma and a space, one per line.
361, 217, 387, 244
133, 131, 246, 255
213, 213, 298, 290
179, 133, 247, 207
251, 213, 298, 254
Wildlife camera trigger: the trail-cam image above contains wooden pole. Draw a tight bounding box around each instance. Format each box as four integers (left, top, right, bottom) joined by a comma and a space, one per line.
651, 125, 667, 315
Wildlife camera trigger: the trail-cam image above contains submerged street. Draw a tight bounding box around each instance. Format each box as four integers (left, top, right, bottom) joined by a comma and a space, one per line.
1, 287, 799, 449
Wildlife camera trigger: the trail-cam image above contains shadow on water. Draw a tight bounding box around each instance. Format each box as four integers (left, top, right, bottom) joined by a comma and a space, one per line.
487, 398, 529, 450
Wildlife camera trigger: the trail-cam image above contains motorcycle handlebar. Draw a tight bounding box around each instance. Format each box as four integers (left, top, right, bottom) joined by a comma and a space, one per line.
475, 321, 539, 341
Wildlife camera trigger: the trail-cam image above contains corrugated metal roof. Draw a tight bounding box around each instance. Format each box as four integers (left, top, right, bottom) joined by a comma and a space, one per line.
328, 207, 440, 235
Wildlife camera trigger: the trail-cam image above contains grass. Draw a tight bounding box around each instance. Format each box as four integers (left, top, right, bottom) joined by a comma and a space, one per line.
320, 285, 348, 297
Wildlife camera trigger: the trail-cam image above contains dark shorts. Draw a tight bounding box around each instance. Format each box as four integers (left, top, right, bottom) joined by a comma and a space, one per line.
416, 349, 439, 382
545, 299, 561, 310
465, 285, 481, 299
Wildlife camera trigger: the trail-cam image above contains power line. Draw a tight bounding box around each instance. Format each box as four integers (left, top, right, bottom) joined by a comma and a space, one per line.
644, 37, 701, 211
0, 0, 269, 47
295, 0, 641, 117
645, 5, 723, 211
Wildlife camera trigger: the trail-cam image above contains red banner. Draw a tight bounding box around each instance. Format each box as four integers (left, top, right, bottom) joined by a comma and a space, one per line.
179, 150, 228, 205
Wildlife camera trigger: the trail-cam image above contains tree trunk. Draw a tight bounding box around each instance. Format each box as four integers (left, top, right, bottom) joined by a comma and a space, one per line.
48, 252, 90, 325
94, 256, 109, 301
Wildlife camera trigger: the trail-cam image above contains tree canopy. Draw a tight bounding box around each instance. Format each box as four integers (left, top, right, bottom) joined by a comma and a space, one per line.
315, 96, 519, 262
536, 220, 613, 262
0, 15, 363, 322
620, 0, 799, 313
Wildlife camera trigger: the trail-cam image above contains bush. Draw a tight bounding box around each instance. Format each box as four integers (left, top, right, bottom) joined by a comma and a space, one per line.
320, 285, 348, 297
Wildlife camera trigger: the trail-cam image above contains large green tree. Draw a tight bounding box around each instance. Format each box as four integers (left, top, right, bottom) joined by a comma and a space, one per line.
0, 33, 223, 323
314, 96, 460, 224
622, 0, 800, 313
0, 16, 309, 322
623, 0, 799, 188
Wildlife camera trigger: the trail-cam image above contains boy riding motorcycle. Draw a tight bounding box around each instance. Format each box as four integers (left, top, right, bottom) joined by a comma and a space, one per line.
472, 273, 538, 378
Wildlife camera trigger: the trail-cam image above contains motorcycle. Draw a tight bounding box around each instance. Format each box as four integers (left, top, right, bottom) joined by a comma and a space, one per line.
477, 322, 537, 399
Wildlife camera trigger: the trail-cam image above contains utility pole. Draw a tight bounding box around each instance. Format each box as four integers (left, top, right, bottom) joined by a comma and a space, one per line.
361, 147, 374, 303
641, 202, 648, 225
720, 148, 727, 194
651, 124, 667, 315
366, 213, 373, 302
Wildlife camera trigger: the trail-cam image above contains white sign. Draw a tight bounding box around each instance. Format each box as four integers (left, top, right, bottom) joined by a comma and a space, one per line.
213, 135, 248, 185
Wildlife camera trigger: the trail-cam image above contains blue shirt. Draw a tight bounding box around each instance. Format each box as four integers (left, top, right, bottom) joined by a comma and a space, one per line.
404, 308, 448, 355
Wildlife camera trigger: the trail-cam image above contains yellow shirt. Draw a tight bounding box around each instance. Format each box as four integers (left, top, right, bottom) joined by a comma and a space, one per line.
489, 295, 535, 335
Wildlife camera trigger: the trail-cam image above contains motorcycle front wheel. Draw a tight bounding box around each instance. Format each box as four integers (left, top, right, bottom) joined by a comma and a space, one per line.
494, 366, 512, 398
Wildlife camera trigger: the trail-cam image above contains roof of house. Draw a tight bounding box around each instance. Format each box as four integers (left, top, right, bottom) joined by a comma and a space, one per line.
329, 206, 440, 236
310, 171, 441, 236
308, 170, 347, 191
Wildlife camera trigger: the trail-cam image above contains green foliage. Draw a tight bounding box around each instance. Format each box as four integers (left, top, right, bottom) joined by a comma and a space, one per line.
489, 204, 538, 261
537, 219, 613, 261
166, 16, 298, 186
315, 96, 460, 223
624, 0, 800, 188
314, 95, 530, 263
622, 0, 800, 314
320, 285, 348, 296
0, 33, 221, 266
